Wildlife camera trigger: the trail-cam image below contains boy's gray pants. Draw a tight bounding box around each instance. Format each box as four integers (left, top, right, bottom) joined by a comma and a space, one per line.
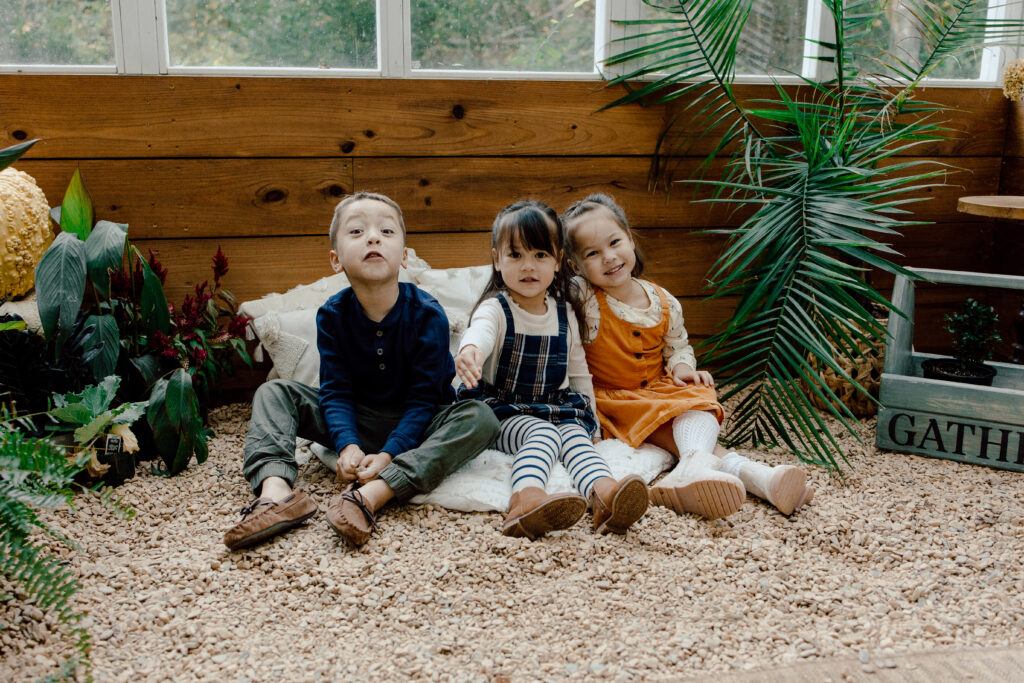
242, 379, 499, 501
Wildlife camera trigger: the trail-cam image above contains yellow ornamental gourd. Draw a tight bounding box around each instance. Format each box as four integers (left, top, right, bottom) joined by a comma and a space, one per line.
0, 167, 53, 299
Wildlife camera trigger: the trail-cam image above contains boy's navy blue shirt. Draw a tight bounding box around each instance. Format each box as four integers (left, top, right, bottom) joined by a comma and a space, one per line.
316, 282, 456, 457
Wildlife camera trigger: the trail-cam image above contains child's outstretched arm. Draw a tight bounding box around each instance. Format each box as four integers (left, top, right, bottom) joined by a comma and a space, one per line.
456, 345, 484, 389
455, 298, 502, 389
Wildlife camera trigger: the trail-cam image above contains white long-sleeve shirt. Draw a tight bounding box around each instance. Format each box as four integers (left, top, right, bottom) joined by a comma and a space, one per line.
459, 294, 597, 412
575, 277, 698, 372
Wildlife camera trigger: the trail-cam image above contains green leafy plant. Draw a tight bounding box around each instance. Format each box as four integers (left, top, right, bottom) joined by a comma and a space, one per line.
33, 172, 251, 474
47, 375, 147, 478
1, 399, 135, 680
945, 297, 1001, 370
601, 0, 1023, 469
0, 424, 93, 678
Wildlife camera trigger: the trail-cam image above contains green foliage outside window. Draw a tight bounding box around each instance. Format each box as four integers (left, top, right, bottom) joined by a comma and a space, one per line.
0, 0, 113, 65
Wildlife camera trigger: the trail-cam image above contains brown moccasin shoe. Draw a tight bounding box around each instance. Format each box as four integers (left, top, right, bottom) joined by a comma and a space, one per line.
326, 484, 379, 546
223, 490, 317, 550
590, 475, 649, 535
502, 487, 588, 539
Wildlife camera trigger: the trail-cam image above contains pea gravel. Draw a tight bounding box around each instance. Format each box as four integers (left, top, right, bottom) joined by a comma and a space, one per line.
2, 401, 1022, 682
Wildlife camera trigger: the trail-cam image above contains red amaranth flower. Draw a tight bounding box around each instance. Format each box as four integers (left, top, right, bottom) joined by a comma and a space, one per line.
147, 249, 168, 285
193, 348, 208, 364
211, 246, 229, 286
227, 315, 252, 339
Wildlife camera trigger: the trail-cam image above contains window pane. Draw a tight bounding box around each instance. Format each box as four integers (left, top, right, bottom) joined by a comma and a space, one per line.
847, 1, 986, 79
166, 0, 376, 68
0, 0, 113, 65
636, 0, 806, 76
411, 0, 597, 72
735, 1, 806, 75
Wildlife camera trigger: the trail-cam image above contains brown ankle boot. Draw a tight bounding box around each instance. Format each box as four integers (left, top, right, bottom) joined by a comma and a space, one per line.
590, 475, 649, 535
502, 487, 587, 539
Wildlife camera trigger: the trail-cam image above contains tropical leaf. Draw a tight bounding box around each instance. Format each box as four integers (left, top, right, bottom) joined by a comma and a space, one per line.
84, 220, 128, 297
0, 139, 39, 172
35, 232, 87, 352
79, 314, 120, 382
136, 248, 170, 335
59, 169, 93, 240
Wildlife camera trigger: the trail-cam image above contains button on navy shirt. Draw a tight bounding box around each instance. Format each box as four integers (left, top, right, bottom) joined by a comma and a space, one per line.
316, 282, 456, 456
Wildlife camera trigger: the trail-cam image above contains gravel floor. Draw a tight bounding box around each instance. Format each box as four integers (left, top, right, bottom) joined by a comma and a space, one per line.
3, 401, 1023, 682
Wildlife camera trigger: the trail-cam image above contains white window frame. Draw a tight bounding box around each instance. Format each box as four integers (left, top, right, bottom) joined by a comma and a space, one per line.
0, 0, 1019, 85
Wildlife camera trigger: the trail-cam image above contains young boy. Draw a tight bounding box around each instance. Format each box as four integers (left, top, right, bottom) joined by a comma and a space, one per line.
224, 192, 499, 549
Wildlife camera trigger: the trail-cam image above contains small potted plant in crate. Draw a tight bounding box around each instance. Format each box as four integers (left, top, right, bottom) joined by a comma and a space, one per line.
921, 298, 1001, 386
876, 268, 1024, 472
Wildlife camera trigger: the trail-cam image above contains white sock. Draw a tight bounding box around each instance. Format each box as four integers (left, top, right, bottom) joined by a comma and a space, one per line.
718, 451, 749, 478
671, 411, 721, 455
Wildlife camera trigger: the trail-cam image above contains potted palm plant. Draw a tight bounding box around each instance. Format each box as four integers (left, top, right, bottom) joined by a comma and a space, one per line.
921, 297, 1001, 386
600, 0, 1023, 469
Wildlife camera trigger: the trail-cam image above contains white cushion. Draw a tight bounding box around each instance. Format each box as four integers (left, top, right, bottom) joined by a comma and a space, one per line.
312, 439, 674, 512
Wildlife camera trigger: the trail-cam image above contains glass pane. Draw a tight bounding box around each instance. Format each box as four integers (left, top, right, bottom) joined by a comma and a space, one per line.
166, 0, 376, 68
636, 0, 806, 76
411, 0, 597, 72
0, 0, 114, 65
846, 1, 986, 80
735, 1, 807, 75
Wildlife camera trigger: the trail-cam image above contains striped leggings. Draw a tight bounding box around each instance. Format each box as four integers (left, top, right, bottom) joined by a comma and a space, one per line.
497, 415, 612, 499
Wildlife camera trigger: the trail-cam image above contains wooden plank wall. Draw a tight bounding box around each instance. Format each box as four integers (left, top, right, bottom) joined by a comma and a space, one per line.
1, 76, 1013, 366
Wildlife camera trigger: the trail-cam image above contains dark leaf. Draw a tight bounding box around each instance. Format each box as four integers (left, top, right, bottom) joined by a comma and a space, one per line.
0, 139, 39, 171
84, 221, 127, 297
35, 232, 86, 351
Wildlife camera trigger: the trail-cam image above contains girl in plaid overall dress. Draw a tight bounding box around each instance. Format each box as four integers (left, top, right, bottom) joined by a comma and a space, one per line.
456, 201, 649, 539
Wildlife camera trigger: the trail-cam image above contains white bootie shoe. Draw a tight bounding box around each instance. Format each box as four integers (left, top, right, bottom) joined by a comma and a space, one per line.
718, 453, 809, 515
649, 449, 745, 520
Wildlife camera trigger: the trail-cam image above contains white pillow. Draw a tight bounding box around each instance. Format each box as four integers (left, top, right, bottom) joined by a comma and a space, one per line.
415, 264, 492, 357
312, 439, 675, 512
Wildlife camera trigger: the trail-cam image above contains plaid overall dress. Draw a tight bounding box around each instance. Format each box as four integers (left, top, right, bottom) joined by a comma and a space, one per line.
458, 293, 598, 436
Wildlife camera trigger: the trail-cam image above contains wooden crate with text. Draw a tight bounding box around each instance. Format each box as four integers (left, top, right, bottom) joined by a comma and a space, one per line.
876, 268, 1024, 471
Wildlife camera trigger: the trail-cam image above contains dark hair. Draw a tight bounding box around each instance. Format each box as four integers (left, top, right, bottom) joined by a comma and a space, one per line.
472, 200, 585, 332
329, 191, 406, 250
561, 193, 645, 277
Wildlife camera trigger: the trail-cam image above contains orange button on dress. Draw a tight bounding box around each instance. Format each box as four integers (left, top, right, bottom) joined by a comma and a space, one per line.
584, 284, 724, 448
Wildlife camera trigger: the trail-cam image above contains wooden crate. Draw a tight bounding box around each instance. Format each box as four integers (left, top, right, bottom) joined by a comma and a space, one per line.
875, 268, 1024, 472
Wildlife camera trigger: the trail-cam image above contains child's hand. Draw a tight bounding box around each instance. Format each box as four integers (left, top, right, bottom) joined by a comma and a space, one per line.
456, 345, 484, 389
357, 452, 393, 484
337, 444, 365, 483
671, 363, 715, 387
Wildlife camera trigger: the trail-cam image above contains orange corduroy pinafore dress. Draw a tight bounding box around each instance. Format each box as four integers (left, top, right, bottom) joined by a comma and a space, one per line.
584, 284, 724, 448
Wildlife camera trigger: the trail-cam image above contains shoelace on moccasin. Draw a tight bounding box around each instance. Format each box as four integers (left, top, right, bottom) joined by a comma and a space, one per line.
239, 499, 275, 520
342, 489, 379, 530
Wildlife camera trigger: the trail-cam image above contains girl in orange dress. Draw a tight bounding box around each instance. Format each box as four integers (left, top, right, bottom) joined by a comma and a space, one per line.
561, 194, 812, 518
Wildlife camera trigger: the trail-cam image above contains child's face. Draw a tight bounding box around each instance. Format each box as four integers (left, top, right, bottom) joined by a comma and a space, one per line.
569, 207, 636, 292
330, 198, 407, 285
491, 232, 560, 310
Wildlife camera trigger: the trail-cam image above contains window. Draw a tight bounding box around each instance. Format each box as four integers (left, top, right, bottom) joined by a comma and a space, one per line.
410, 0, 596, 72
165, 0, 376, 69
0, 0, 114, 66
0, 0, 1016, 82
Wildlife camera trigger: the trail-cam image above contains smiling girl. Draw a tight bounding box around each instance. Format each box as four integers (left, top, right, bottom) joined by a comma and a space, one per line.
456, 201, 648, 539
562, 194, 812, 519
